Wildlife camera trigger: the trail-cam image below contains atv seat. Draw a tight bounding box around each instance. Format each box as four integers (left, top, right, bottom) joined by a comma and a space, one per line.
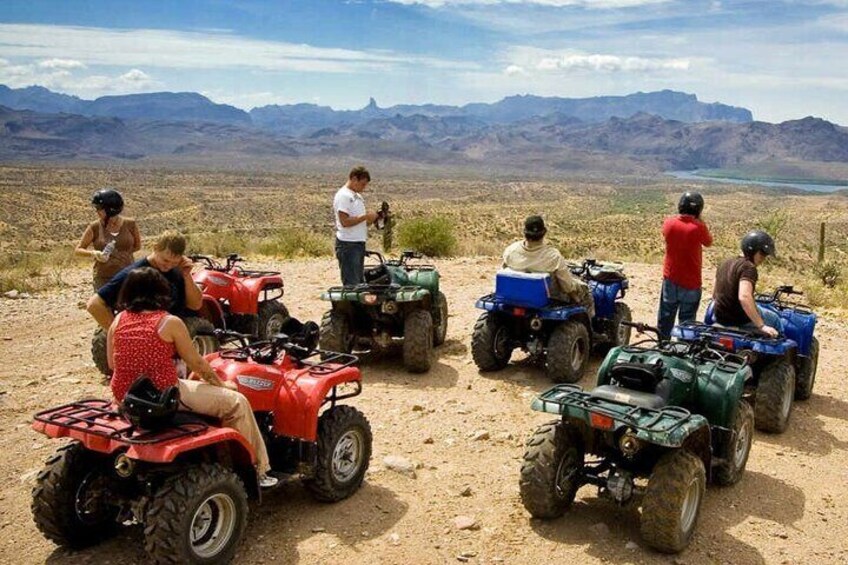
609, 361, 664, 393
590, 385, 667, 410
364, 264, 390, 285
173, 411, 220, 427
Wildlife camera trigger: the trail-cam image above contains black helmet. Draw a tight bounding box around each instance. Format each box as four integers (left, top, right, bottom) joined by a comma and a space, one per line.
678, 192, 704, 217
91, 188, 124, 218
740, 230, 776, 259
121, 376, 180, 430
524, 215, 547, 240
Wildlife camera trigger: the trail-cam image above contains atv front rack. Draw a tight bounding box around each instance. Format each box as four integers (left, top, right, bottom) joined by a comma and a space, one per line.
533, 384, 693, 435
33, 399, 208, 445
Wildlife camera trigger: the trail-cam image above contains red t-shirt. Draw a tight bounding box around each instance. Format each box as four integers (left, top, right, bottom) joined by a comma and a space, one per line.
111, 310, 179, 403
662, 215, 713, 290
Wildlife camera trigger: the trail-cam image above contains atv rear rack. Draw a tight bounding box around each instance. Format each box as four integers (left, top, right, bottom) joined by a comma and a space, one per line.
534, 384, 693, 434
33, 399, 208, 445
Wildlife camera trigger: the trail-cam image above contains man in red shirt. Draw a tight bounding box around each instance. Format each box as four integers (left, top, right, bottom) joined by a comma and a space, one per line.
658, 192, 713, 339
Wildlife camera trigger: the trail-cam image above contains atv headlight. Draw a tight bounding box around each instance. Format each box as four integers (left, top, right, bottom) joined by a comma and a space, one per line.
619, 430, 641, 457
362, 293, 378, 305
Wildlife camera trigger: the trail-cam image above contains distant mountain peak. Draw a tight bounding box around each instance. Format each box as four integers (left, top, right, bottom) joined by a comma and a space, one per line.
364, 97, 379, 111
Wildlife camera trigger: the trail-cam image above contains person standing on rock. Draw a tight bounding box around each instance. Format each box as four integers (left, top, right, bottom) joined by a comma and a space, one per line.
503, 215, 594, 317
75, 188, 142, 291
333, 166, 379, 286
657, 192, 712, 339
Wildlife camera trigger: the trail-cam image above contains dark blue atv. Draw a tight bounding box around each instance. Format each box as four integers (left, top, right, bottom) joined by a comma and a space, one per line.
471, 259, 631, 383
673, 285, 819, 433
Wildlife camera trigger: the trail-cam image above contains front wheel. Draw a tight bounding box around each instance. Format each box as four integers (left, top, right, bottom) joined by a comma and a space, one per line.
319, 310, 352, 355
306, 406, 373, 502
546, 321, 590, 383
471, 312, 512, 371
144, 463, 248, 565
257, 301, 290, 340
794, 337, 818, 401
91, 328, 110, 376
610, 302, 632, 347
403, 309, 433, 373
713, 401, 754, 486
183, 316, 219, 357
640, 449, 706, 553
31, 442, 119, 549
432, 291, 449, 346
519, 420, 584, 519
755, 359, 795, 433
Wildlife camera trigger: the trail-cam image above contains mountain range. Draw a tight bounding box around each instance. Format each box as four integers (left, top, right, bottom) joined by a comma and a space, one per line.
1, 84, 845, 177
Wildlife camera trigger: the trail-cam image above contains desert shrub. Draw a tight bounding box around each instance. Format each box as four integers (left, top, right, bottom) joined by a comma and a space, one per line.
398, 217, 457, 257
756, 209, 790, 240
0, 249, 73, 293
258, 227, 332, 258
188, 232, 252, 257
814, 260, 841, 288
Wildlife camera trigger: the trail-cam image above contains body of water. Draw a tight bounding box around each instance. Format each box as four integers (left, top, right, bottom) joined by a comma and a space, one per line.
666, 170, 847, 193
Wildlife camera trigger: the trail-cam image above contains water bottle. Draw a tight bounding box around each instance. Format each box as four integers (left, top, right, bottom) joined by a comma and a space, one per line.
102, 240, 116, 261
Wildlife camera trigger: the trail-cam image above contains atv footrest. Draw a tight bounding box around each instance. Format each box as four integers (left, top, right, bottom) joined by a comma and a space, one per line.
533, 384, 693, 434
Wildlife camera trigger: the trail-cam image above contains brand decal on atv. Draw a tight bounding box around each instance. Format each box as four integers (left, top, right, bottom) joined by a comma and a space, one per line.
207, 274, 230, 287
237, 376, 275, 391
669, 368, 693, 382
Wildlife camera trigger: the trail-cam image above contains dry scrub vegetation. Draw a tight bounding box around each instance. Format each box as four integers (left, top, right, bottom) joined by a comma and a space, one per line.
3, 165, 848, 312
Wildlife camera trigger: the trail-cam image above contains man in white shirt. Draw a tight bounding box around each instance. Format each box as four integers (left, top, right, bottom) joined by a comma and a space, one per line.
333, 166, 379, 285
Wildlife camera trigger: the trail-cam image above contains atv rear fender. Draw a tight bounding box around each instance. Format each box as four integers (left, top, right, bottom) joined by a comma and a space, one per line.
531, 384, 710, 450
198, 296, 226, 329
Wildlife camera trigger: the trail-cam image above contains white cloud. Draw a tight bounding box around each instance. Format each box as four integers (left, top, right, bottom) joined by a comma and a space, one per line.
504, 64, 527, 76
0, 24, 476, 74
537, 53, 690, 72
37, 58, 87, 70
119, 69, 151, 83
386, 0, 669, 8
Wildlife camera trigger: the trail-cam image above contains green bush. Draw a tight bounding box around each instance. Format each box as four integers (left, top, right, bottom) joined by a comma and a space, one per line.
814, 260, 842, 288
258, 227, 332, 258
398, 217, 457, 257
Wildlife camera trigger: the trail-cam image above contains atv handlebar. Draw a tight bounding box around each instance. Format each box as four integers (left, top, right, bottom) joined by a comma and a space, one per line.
621, 321, 661, 339
188, 253, 245, 272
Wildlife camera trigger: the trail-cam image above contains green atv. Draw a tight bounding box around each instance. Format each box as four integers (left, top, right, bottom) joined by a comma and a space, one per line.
520, 322, 754, 553
319, 250, 448, 373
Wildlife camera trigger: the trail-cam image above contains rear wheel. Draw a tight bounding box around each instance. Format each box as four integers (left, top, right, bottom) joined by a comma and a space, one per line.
471, 312, 512, 371
519, 420, 583, 519
31, 442, 119, 548
144, 463, 247, 565
403, 309, 433, 373
91, 328, 110, 376
640, 449, 706, 553
755, 359, 795, 433
546, 321, 590, 383
306, 406, 373, 502
183, 317, 219, 357
794, 337, 818, 401
319, 310, 352, 354
713, 401, 754, 486
257, 301, 290, 340
432, 291, 449, 346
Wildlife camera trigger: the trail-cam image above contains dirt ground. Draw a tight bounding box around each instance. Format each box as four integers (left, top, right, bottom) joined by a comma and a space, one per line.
0, 258, 846, 565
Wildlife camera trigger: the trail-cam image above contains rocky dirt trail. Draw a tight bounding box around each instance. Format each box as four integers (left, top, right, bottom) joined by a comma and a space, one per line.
0, 258, 846, 565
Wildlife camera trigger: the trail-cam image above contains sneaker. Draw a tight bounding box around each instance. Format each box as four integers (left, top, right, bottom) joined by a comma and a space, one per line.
259, 474, 279, 489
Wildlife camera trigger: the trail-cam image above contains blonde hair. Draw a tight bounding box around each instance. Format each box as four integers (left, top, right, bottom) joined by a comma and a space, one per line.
153, 230, 186, 255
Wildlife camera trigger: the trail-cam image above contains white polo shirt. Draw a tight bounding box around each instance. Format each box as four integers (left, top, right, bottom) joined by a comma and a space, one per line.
333, 185, 368, 242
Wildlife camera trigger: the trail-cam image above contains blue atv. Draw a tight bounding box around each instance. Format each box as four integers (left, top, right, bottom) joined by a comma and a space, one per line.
471, 259, 631, 383
673, 285, 818, 433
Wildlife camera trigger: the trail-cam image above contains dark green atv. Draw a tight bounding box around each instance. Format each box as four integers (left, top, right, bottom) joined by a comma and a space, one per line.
520, 322, 754, 553
319, 250, 448, 373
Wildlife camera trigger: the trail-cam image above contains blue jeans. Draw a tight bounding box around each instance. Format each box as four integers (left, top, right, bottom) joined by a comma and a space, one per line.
335, 239, 366, 286
742, 306, 784, 335
658, 278, 702, 339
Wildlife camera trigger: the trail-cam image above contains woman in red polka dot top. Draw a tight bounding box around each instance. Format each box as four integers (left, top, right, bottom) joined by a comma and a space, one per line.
107, 267, 278, 488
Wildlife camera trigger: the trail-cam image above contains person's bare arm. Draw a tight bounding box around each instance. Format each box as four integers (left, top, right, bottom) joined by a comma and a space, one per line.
179, 257, 203, 311
87, 294, 115, 330
130, 220, 142, 252
163, 316, 233, 388
75, 225, 101, 259
739, 280, 778, 336
338, 210, 378, 227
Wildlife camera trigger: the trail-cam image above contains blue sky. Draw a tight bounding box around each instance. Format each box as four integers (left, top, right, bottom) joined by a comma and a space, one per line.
1, 0, 848, 123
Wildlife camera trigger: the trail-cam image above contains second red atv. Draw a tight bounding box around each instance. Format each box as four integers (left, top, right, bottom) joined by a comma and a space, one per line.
190, 253, 290, 340
31, 323, 371, 564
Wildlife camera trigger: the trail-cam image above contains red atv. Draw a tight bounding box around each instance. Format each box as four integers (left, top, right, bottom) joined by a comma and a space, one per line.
31, 324, 371, 564
190, 253, 290, 340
